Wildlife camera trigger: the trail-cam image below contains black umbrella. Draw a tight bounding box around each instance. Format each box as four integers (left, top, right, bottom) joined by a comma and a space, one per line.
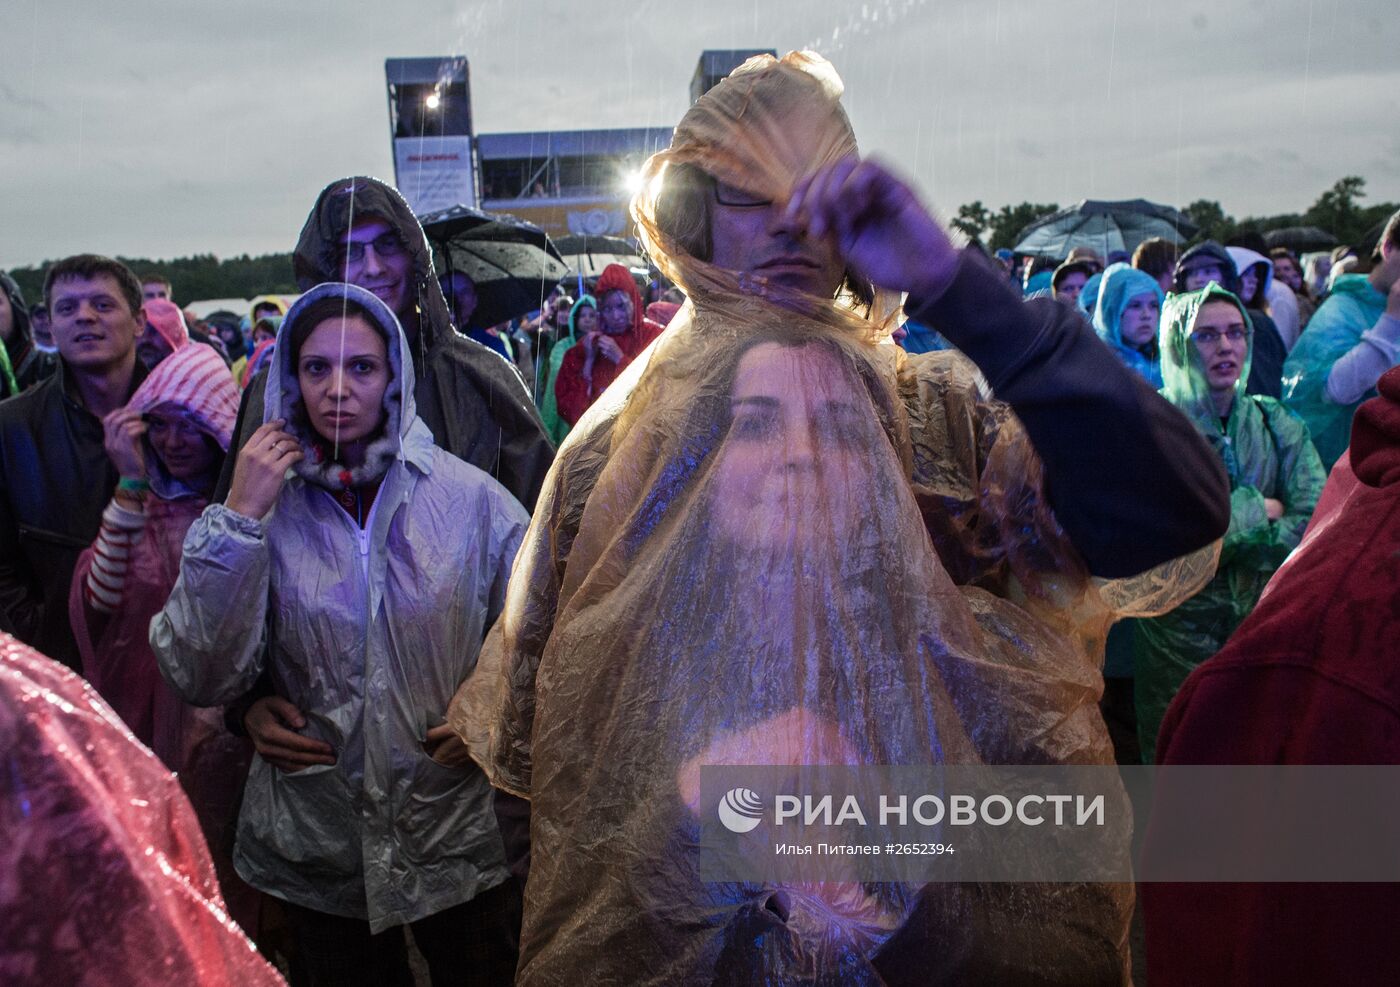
1014, 199, 1198, 257
419, 204, 570, 328
1263, 226, 1338, 253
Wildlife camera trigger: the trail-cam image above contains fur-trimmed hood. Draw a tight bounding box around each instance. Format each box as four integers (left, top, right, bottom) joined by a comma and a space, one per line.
264, 282, 435, 491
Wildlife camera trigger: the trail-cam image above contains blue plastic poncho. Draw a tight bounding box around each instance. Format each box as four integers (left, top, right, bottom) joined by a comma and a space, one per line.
1282, 273, 1391, 468
1092, 263, 1164, 389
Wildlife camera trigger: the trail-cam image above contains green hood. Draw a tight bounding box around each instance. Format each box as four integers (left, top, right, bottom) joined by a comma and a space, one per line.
1160, 284, 1253, 432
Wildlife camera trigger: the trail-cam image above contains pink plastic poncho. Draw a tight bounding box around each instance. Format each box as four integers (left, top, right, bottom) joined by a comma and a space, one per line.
0, 632, 284, 986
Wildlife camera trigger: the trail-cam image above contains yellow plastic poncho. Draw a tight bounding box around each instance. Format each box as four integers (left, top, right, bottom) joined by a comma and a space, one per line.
452, 51, 1211, 985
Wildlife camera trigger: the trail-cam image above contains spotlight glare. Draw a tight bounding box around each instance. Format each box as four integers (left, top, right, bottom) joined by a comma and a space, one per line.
424, 92, 441, 110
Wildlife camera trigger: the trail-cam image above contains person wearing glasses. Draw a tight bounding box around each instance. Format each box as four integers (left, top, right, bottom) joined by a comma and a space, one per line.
1134, 284, 1325, 761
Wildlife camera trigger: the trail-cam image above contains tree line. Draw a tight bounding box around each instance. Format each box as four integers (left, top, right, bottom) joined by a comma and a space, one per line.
6, 177, 1397, 306
951, 176, 1397, 254
5, 252, 297, 309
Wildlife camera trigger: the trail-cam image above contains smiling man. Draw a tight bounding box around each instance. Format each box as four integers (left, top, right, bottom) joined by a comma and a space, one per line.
0, 254, 147, 670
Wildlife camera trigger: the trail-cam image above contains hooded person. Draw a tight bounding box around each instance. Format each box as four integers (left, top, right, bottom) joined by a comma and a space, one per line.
538, 294, 596, 444
1133, 285, 1325, 761
70, 341, 237, 762
552, 263, 664, 426
448, 51, 1229, 985
1092, 263, 1164, 388
1227, 244, 1303, 352
67, 341, 256, 931
0, 271, 57, 399
1173, 241, 1288, 399
135, 297, 191, 370
1282, 209, 1400, 470
205, 310, 249, 382
0, 633, 284, 987
151, 283, 530, 984
1078, 269, 1104, 318
215, 175, 553, 512
1140, 364, 1400, 986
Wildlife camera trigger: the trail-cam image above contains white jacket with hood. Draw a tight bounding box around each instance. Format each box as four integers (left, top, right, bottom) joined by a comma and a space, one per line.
152, 282, 529, 931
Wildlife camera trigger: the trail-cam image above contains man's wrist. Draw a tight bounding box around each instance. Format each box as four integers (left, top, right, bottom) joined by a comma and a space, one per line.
903, 251, 962, 309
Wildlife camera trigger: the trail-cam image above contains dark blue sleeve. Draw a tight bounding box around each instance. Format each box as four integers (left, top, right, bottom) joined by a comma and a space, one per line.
905, 249, 1230, 578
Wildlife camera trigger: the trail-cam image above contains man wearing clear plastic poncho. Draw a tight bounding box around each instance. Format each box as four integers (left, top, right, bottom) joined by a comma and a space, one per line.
451, 52, 1230, 985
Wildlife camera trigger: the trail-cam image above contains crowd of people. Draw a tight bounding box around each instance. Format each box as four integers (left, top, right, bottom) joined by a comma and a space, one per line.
3, 49, 1400, 985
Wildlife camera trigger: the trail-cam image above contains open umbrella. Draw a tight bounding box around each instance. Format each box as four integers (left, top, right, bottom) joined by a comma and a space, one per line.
551, 234, 651, 300
419, 203, 570, 328
1013, 199, 1198, 258
553, 234, 649, 279
1263, 226, 1338, 253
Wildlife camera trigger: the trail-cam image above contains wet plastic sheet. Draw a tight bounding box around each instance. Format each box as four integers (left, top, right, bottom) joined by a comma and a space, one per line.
0, 632, 283, 986
452, 52, 1210, 986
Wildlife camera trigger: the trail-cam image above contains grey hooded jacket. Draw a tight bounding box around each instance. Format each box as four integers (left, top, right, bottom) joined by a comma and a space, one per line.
152, 283, 528, 930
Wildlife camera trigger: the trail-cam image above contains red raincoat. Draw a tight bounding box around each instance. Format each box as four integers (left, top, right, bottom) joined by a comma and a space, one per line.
554, 263, 663, 425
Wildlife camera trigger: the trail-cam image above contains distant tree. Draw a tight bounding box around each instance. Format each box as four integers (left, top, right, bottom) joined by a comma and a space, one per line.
951, 200, 992, 242
5, 253, 297, 308
988, 202, 1059, 251
1301, 176, 1399, 250
1303, 176, 1368, 244
1183, 199, 1237, 244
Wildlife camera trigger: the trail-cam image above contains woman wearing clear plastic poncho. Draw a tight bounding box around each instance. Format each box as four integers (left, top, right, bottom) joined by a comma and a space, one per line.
1134, 284, 1325, 762
451, 52, 1229, 985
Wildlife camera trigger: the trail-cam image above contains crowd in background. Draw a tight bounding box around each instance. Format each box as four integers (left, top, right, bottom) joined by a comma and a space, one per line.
3, 104, 1400, 981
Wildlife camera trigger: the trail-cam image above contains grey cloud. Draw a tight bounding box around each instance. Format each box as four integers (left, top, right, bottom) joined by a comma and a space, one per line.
2, 0, 1399, 268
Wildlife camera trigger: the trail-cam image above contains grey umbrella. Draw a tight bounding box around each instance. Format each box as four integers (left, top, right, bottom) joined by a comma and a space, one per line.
419, 203, 570, 328
1014, 199, 1198, 258
1264, 226, 1338, 253
553, 234, 649, 280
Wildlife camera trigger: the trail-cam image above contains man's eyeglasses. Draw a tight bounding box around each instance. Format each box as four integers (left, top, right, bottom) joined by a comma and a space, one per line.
712, 181, 773, 209
1191, 327, 1250, 346
336, 233, 406, 267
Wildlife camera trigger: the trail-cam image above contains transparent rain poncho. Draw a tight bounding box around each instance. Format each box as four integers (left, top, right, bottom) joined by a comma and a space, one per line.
0, 633, 283, 986
453, 51, 1212, 985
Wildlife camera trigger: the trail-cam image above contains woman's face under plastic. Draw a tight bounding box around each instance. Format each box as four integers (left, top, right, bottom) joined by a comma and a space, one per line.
714, 341, 866, 551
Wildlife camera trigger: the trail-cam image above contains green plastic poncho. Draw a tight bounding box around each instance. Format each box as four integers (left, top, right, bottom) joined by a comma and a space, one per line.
1135, 285, 1326, 760
537, 295, 594, 445
1282, 273, 1391, 468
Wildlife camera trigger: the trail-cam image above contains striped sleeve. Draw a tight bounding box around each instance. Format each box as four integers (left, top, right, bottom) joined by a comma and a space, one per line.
84, 498, 148, 614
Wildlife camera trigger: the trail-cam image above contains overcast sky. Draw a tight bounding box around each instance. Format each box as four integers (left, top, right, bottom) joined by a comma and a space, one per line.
2, 0, 1397, 270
